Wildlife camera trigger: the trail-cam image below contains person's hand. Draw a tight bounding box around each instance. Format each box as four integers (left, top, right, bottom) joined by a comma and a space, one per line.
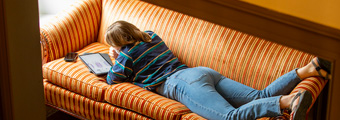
109, 46, 121, 59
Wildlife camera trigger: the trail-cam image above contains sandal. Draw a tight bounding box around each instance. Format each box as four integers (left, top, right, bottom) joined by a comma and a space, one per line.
290, 90, 312, 120
311, 57, 331, 80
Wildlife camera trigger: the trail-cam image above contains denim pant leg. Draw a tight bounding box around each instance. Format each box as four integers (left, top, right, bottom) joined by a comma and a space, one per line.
215, 69, 301, 107
157, 67, 282, 120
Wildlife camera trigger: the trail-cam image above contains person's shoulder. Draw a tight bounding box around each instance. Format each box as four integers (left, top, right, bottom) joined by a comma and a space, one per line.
144, 30, 156, 36
144, 30, 161, 40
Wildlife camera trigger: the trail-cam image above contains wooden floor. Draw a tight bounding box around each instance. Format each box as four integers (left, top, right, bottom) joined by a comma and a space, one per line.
47, 111, 79, 120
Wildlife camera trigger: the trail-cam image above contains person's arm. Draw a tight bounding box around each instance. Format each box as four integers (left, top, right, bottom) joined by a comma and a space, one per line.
106, 50, 133, 85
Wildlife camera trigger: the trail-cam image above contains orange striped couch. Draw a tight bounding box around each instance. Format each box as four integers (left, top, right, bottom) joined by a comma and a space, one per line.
40, 0, 327, 119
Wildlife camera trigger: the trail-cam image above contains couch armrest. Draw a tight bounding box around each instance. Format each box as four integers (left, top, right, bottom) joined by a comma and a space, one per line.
290, 76, 328, 111
105, 83, 192, 120
40, 0, 101, 63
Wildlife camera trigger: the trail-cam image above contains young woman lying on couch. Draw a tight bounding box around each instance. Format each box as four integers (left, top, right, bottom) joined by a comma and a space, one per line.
104, 20, 331, 120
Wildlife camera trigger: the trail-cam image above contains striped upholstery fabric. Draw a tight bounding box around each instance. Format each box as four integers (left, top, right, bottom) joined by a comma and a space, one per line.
181, 113, 206, 120
99, 103, 152, 120
43, 42, 111, 101
40, 0, 101, 63
105, 83, 192, 120
44, 80, 151, 120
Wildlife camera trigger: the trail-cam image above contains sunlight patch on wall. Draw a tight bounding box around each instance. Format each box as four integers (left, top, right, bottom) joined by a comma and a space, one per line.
38, 0, 78, 26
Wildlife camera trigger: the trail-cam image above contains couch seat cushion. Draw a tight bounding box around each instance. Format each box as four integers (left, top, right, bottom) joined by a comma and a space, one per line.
181, 113, 206, 120
44, 80, 153, 120
105, 83, 192, 120
43, 42, 112, 101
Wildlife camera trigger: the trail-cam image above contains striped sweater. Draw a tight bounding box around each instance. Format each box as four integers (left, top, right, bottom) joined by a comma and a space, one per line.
106, 31, 188, 91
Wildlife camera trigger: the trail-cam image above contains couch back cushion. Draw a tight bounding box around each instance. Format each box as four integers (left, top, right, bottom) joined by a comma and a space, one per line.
97, 0, 314, 90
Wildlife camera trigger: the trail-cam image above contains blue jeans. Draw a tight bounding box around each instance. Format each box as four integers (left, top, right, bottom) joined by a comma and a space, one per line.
156, 67, 301, 120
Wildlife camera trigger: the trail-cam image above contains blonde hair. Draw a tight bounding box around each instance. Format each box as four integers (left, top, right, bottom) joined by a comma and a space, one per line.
105, 21, 151, 47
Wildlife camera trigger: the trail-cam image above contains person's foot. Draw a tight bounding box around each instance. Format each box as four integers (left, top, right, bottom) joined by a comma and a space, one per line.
311, 57, 332, 80
289, 91, 312, 120
296, 57, 330, 80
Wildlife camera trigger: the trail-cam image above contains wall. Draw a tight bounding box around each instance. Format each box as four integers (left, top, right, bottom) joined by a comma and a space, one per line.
38, 0, 78, 26
38, 0, 78, 14
1, 0, 46, 119
241, 0, 340, 30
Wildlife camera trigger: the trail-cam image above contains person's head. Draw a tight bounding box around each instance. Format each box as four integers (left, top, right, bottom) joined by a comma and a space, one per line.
105, 21, 151, 47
